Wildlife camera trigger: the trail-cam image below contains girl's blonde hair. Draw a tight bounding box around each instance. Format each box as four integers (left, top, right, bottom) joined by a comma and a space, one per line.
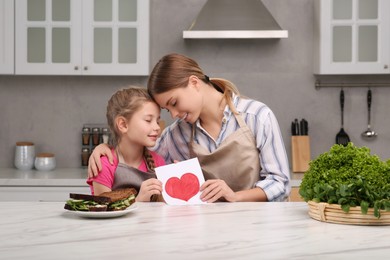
106, 87, 156, 172
147, 53, 240, 114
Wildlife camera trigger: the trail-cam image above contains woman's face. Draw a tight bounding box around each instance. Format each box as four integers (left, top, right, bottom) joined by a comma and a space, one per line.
125, 101, 161, 147
153, 77, 203, 124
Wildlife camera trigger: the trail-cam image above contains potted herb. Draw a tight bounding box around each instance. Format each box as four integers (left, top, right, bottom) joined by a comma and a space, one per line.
299, 143, 390, 224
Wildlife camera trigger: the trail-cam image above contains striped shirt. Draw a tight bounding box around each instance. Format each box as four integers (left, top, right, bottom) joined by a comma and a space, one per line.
151, 94, 291, 201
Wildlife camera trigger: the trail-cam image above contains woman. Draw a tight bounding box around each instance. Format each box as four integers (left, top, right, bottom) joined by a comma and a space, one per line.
89, 53, 290, 202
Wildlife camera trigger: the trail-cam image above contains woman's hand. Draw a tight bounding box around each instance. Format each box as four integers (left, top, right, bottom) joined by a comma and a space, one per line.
136, 178, 163, 202
87, 144, 113, 178
200, 179, 237, 203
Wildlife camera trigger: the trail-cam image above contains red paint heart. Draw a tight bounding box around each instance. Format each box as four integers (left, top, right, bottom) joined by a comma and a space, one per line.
165, 173, 200, 201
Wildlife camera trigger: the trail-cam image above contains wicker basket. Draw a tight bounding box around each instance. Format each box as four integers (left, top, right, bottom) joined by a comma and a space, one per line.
308, 200, 390, 225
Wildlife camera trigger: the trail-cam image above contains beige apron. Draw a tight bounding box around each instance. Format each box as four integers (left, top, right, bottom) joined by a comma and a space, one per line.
189, 113, 261, 192
112, 152, 156, 192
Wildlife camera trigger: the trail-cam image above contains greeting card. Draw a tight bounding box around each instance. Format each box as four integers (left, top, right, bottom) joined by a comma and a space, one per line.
155, 158, 206, 205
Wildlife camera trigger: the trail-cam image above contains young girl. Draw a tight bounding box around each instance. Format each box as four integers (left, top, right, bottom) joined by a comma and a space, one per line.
87, 87, 166, 202
89, 54, 290, 203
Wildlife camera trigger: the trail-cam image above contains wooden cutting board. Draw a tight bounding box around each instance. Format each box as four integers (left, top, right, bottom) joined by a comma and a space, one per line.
291, 136, 310, 173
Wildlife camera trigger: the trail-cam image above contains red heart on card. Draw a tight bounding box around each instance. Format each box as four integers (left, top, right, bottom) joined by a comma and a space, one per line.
165, 173, 200, 201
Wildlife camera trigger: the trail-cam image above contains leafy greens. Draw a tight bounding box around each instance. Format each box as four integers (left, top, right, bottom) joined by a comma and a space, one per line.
299, 143, 390, 218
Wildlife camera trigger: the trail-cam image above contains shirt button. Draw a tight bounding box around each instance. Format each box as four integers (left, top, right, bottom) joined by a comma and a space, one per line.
222, 117, 227, 124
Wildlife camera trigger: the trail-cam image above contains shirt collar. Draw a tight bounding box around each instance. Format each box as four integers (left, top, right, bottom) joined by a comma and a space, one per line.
195, 93, 239, 128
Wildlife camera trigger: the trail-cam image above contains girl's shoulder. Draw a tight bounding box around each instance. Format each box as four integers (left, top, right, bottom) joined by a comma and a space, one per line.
100, 148, 119, 169
149, 150, 166, 166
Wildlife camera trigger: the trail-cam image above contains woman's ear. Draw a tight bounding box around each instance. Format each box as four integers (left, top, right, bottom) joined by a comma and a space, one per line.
115, 116, 128, 134
188, 75, 201, 90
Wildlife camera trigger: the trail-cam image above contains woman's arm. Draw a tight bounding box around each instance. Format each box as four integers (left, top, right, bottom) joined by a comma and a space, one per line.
200, 180, 268, 202
254, 110, 291, 201
87, 144, 113, 178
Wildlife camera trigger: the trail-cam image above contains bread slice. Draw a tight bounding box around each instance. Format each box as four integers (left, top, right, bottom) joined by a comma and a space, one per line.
101, 188, 137, 211
100, 188, 137, 202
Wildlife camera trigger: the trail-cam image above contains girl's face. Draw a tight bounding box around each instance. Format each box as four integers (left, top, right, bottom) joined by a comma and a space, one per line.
153, 76, 203, 124
124, 101, 161, 147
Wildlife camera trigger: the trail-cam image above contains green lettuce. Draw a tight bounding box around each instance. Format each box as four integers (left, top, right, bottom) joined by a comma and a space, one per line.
299, 143, 390, 218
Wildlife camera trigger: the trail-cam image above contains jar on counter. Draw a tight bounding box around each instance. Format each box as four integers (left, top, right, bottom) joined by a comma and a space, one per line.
81, 148, 90, 167
35, 153, 56, 171
92, 127, 100, 145
14, 142, 35, 170
82, 127, 91, 145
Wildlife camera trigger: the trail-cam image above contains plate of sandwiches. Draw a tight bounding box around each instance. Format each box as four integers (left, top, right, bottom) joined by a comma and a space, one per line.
64, 188, 138, 219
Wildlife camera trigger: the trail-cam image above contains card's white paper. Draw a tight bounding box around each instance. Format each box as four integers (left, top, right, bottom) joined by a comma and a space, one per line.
155, 158, 206, 205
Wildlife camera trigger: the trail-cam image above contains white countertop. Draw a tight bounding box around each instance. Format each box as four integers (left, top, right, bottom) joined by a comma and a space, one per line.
0, 168, 302, 187
0, 202, 388, 259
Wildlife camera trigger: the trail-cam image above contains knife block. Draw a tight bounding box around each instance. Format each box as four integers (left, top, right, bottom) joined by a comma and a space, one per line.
291, 136, 311, 173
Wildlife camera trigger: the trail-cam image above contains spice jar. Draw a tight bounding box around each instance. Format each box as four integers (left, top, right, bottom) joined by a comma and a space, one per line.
82, 127, 91, 145
102, 127, 110, 144
81, 148, 90, 167
92, 127, 100, 145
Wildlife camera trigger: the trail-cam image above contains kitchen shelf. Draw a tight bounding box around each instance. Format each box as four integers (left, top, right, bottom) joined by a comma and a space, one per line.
315, 80, 390, 90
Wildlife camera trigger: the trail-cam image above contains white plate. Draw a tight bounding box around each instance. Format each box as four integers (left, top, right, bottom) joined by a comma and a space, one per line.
66, 204, 138, 219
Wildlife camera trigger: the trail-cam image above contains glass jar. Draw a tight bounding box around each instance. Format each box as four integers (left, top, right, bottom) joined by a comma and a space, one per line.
92, 127, 100, 145
82, 127, 91, 145
102, 127, 110, 144
81, 148, 90, 167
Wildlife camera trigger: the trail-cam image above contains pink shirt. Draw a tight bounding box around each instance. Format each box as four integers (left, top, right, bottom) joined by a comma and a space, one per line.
87, 149, 166, 195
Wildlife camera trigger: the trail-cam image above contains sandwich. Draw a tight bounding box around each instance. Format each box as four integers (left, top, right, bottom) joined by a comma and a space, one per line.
64, 188, 137, 212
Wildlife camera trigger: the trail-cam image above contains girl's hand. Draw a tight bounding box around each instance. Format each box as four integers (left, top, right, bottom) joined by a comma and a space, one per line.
136, 178, 163, 202
87, 144, 113, 178
200, 179, 237, 203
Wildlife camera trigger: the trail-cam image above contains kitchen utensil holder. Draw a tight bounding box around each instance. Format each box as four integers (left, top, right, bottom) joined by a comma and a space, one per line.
291, 136, 311, 173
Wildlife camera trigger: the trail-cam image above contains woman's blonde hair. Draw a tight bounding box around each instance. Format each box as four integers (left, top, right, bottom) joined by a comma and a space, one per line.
106, 87, 156, 172
147, 53, 240, 114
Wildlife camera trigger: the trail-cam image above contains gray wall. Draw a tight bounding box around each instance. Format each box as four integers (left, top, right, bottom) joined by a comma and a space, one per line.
1, 0, 390, 169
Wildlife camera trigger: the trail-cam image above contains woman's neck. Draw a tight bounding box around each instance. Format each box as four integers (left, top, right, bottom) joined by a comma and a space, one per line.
199, 88, 226, 139
116, 141, 144, 168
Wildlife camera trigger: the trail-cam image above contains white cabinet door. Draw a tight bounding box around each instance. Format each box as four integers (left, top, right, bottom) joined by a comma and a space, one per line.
0, 0, 14, 74
314, 0, 390, 74
15, 0, 149, 75
82, 0, 149, 75
15, 0, 82, 75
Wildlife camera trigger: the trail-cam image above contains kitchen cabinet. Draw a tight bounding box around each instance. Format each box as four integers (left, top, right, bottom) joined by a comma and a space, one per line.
0, 168, 89, 201
0, 186, 90, 201
313, 0, 390, 74
0, 0, 14, 74
15, 0, 149, 75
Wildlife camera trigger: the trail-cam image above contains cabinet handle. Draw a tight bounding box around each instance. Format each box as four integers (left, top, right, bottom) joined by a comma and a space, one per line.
84, 66, 88, 71
74, 66, 79, 70
384, 65, 389, 69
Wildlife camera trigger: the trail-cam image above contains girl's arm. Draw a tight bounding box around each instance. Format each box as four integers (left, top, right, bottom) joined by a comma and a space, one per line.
93, 181, 112, 196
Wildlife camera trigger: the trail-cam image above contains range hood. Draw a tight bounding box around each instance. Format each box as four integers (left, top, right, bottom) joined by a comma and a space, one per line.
183, 0, 288, 39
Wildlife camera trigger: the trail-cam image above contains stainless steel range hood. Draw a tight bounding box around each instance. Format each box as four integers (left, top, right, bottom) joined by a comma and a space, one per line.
183, 0, 288, 39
